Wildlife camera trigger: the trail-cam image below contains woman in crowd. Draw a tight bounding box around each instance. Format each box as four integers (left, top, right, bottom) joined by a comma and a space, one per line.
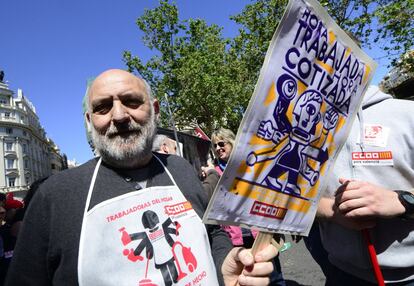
201, 128, 286, 285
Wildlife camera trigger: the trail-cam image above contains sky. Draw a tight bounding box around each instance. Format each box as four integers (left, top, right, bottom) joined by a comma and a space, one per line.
0, 0, 392, 165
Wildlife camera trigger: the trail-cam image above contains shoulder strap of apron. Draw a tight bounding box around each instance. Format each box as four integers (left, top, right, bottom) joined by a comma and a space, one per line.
152, 153, 179, 187
78, 157, 102, 280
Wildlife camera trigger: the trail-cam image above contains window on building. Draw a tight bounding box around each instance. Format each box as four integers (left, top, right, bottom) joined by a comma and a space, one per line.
25, 176, 30, 185
24, 159, 29, 169
5, 142, 13, 151
0, 98, 7, 105
23, 144, 27, 153
4, 112, 10, 118
6, 128, 13, 134
8, 177, 16, 187
6, 158, 14, 169
23, 131, 27, 136
51, 163, 56, 170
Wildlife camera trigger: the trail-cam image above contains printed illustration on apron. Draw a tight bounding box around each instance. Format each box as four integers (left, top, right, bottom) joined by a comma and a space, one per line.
119, 209, 197, 286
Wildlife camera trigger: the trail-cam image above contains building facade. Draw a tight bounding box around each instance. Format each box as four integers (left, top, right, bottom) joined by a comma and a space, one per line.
380, 50, 414, 100
0, 77, 66, 197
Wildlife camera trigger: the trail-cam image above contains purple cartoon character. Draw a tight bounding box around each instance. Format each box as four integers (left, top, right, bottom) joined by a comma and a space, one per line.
247, 78, 338, 196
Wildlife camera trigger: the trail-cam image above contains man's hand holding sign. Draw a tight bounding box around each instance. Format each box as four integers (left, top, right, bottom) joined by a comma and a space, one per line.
222, 244, 279, 286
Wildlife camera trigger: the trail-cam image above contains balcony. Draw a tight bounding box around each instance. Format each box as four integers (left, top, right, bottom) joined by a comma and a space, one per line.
0, 116, 29, 127
5, 168, 19, 174
0, 116, 18, 123
4, 150, 16, 157
0, 186, 29, 196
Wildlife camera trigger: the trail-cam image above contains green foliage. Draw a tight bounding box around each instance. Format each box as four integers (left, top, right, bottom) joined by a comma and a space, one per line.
123, 1, 240, 134
226, 0, 288, 117
320, 0, 413, 70
124, 0, 413, 135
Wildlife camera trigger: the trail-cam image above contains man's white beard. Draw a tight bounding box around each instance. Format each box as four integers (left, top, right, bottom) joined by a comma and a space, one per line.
90, 110, 156, 168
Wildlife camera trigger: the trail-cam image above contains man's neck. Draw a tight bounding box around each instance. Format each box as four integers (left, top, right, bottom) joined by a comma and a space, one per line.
102, 153, 153, 169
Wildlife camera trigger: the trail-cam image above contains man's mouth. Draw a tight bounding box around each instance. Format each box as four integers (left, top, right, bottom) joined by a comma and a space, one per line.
107, 129, 140, 138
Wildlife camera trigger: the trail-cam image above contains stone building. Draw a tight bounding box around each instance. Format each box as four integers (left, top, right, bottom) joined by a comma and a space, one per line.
0, 73, 67, 197
380, 50, 414, 100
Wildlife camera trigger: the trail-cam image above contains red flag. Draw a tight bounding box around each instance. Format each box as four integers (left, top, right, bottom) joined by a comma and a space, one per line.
194, 127, 210, 141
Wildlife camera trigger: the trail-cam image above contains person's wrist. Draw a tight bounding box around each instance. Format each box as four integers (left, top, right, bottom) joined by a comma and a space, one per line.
316, 197, 336, 221
394, 190, 414, 219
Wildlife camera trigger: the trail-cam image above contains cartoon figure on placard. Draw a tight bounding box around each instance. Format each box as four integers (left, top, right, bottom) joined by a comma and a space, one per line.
259, 74, 297, 142
247, 88, 338, 196
119, 210, 197, 286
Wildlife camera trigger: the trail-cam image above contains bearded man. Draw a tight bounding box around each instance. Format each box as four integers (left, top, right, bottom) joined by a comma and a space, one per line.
5, 69, 277, 286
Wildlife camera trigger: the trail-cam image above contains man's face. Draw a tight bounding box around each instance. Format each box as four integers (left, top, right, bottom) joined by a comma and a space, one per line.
165, 138, 177, 155
87, 70, 158, 168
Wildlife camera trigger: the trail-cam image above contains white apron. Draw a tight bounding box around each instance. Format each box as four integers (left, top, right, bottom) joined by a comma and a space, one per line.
78, 156, 219, 286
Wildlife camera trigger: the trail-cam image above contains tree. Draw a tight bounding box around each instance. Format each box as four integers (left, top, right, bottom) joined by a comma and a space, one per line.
124, 0, 413, 134
123, 1, 242, 134
319, 0, 413, 71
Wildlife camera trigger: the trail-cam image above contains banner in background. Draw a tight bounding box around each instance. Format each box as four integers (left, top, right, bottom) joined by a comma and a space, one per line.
203, 0, 377, 235
194, 126, 211, 141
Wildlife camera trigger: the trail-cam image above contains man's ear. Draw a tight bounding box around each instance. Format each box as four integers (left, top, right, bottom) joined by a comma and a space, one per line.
162, 144, 169, 154
153, 99, 160, 115
85, 112, 92, 132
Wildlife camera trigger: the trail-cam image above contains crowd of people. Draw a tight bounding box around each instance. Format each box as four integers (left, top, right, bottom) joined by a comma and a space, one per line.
1, 69, 413, 286
0, 192, 24, 284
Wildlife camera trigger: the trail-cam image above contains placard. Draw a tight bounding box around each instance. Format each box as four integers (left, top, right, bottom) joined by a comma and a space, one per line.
203, 0, 377, 235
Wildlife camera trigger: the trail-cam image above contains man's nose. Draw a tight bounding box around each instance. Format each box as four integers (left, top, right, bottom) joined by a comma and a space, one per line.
112, 102, 129, 123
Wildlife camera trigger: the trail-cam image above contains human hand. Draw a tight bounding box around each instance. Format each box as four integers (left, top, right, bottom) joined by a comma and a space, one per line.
200, 164, 216, 180
318, 197, 376, 230
335, 178, 406, 219
222, 245, 278, 286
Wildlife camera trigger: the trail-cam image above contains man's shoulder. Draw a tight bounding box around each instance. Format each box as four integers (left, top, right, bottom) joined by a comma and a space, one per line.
157, 154, 208, 215
154, 153, 194, 171
50, 158, 98, 179
40, 158, 99, 194
377, 97, 414, 110
153, 153, 203, 188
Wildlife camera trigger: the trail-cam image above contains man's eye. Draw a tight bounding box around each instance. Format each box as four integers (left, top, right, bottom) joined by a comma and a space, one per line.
93, 104, 112, 114
123, 99, 142, 108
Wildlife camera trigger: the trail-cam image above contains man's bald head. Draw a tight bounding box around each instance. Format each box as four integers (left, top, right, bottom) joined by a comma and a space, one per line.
87, 69, 153, 112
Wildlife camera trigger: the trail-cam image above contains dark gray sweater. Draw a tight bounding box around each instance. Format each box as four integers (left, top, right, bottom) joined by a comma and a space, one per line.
5, 154, 232, 285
